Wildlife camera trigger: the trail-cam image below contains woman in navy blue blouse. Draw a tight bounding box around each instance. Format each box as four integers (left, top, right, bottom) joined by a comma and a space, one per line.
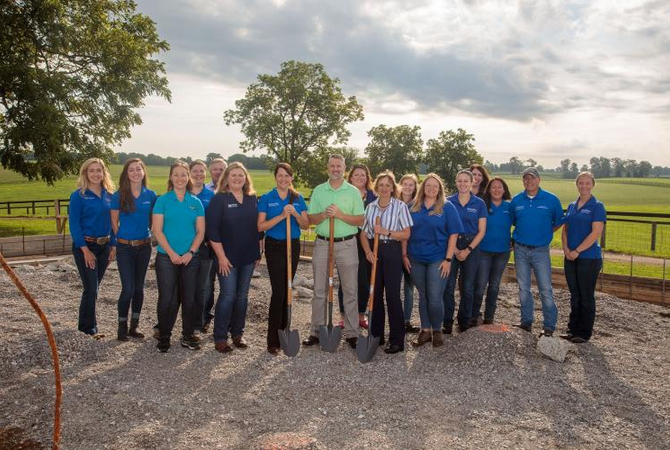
69, 158, 116, 338
207, 162, 263, 354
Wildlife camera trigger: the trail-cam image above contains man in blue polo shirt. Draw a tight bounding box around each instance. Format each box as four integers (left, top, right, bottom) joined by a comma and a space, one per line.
510, 167, 565, 337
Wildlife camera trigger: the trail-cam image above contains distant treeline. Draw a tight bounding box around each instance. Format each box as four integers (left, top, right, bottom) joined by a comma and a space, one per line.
484, 156, 670, 178
113, 152, 269, 170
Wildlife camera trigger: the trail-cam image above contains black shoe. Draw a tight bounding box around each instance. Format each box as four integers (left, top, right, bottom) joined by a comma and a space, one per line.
378, 337, 386, 346
157, 338, 170, 353
383, 344, 404, 354
570, 336, 588, 343
302, 335, 319, 346
513, 323, 532, 332
128, 318, 144, 338
117, 321, 129, 342
181, 336, 201, 350
442, 322, 453, 335
483, 318, 494, 325
405, 322, 420, 333
469, 317, 480, 328
559, 332, 574, 340
346, 337, 357, 349
540, 328, 554, 338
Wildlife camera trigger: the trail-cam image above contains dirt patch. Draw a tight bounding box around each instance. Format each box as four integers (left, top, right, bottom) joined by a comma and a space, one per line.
1, 257, 670, 449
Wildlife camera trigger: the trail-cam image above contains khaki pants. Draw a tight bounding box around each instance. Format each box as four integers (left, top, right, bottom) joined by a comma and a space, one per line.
311, 237, 360, 338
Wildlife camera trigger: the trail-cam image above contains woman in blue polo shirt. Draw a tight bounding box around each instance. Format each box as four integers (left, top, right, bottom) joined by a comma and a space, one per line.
207, 162, 263, 354
404, 173, 463, 348
472, 177, 512, 325
258, 163, 309, 354
189, 160, 216, 341
153, 161, 205, 353
69, 158, 116, 338
110, 158, 157, 341
561, 172, 606, 343
442, 170, 487, 333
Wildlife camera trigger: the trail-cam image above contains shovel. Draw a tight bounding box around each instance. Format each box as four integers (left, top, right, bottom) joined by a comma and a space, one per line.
278, 215, 300, 357
357, 216, 381, 363
319, 217, 342, 352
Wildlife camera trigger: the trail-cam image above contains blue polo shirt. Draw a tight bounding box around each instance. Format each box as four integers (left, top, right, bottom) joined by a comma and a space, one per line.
69, 188, 115, 248
206, 192, 262, 267
408, 202, 464, 264
447, 193, 487, 235
363, 189, 377, 208
565, 195, 606, 259
258, 188, 308, 240
153, 191, 204, 255
510, 188, 565, 247
480, 201, 512, 253
195, 186, 215, 212
111, 187, 157, 241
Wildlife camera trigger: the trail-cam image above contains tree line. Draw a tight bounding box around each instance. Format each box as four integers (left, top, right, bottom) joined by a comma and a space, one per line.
483, 156, 670, 178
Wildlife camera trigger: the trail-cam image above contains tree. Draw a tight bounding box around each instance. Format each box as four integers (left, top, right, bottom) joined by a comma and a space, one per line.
206, 153, 224, 165
611, 157, 624, 177
364, 124, 423, 176
526, 158, 537, 167
637, 160, 652, 178
424, 128, 483, 191
299, 146, 361, 190
560, 159, 572, 178
223, 60, 364, 185
570, 162, 579, 177
580, 164, 589, 173
1, 0, 171, 183
508, 156, 523, 175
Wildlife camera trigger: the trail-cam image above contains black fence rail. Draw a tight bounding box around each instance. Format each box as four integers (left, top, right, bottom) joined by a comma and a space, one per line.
0, 199, 70, 216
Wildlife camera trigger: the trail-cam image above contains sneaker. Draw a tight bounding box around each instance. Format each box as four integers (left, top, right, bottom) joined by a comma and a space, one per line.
540, 328, 554, 338
181, 336, 201, 350
157, 338, 170, 353
405, 322, 420, 333
359, 318, 369, 329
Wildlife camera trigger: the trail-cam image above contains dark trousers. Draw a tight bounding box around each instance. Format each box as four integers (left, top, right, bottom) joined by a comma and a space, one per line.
369, 240, 405, 347
116, 243, 152, 321
443, 247, 480, 329
564, 258, 601, 340
73, 242, 110, 335
473, 250, 510, 322
338, 235, 370, 314
155, 252, 200, 339
265, 238, 300, 347
202, 256, 217, 327
193, 245, 213, 331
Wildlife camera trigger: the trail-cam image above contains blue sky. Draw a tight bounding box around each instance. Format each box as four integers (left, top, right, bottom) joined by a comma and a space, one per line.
117, 0, 670, 167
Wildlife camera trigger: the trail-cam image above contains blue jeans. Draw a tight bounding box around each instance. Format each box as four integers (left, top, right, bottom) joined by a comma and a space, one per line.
514, 244, 557, 331
155, 252, 200, 338
116, 243, 152, 322
443, 247, 480, 329
409, 258, 447, 331
72, 242, 110, 335
402, 267, 415, 322
213, 262, 255, 343
473, 251, 510, 322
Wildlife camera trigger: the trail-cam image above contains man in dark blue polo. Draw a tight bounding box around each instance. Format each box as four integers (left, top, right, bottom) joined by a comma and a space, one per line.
510, 167, 565, 337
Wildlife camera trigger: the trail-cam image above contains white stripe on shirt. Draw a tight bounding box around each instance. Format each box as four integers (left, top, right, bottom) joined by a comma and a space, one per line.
362, 197, 413, 240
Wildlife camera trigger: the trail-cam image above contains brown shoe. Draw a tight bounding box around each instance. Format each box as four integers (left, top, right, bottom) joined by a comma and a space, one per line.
432, 331, 444, 347
267, 346, 280, 355
232, 335, 249, 349
412, 330, 432, 347
215, 341, 233, 353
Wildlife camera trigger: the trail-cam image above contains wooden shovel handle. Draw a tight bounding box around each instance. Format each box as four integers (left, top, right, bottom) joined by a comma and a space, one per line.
286, 215, 292, 307
367, 216, 381, 311
328, 217, 335, 303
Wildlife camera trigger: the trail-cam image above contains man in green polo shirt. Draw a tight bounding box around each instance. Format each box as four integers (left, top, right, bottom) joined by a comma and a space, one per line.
304, 154, 365, 349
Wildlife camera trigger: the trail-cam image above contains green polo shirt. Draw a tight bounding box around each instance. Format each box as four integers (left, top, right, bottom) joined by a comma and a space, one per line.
308, 180, 365, 238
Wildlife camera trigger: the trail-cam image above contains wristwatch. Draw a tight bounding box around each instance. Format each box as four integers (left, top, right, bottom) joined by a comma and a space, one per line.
467, 245, 474, 251
445, 257, 452, 262
189, 249, 196, 256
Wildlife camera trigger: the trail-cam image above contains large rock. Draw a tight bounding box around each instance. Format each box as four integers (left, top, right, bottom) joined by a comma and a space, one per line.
293, 286, 313, 303
537, 335, 572, 362
293, 275, 314, 290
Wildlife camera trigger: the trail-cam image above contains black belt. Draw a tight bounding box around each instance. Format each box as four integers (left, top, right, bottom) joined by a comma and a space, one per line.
266, 237, 300, 243
316, 234, 356, 243
515, 242, 541, 249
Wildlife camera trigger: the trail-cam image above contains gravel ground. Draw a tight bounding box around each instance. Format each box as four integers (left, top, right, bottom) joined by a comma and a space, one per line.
1, 255, 670, 449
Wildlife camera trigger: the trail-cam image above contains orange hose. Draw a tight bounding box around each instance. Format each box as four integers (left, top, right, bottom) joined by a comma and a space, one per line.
0, 252, 62, 450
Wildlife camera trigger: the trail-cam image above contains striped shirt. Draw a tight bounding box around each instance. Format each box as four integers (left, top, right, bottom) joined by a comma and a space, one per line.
361, 197, 413, 241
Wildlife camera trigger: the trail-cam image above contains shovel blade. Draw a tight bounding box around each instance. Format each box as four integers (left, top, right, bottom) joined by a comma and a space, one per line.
318, 325, 342, 353
278, 328, 300, 357
356, 335, 380, 363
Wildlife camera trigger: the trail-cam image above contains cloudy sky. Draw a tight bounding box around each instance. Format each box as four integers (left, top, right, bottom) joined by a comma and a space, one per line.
117, 0, 670, 168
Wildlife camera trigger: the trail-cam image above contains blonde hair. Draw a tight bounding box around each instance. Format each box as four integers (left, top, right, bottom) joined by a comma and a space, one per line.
217, 161, 256, 196
410, 173, 446, 215
399, 174, 419, 203
576, 171, 596, 186
76, 158, 115, 194
373, 171, 399, 198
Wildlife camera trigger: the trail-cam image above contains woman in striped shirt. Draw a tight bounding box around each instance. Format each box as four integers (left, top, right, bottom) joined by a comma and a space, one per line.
359, 171, 413, 354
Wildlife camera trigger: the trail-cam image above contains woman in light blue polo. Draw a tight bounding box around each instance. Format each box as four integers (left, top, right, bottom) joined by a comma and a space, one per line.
69, 158, 116, 338
258, 163, 309, 354
404, 173, 463, 348
442, 170, 487, 333
561, 172, 606, 343
110, 158, 156, 341
153, 161, 205, 353
472, 177, 512, 325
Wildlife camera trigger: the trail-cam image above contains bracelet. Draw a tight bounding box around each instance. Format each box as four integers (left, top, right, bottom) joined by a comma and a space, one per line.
445, 257, 452, 262
402, 254, 408, 257
467, 245, 474, 251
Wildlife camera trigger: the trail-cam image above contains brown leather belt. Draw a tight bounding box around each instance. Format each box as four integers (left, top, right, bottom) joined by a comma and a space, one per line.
84, 236, 110, 245
117, 237, 152, 246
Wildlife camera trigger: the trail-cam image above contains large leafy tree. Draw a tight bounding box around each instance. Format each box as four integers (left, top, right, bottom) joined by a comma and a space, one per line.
223, 60, 364, 185
364, 124, 423, 176
1, 0, 171, 183
424, 128, 483, 192
298, 146, 361, 192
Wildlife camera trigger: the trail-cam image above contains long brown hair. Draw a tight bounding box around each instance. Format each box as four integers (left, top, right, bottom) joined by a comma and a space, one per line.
167, 161, 193, 192
483, 177, 512, 208
118, 158, 148, 213
348, 163, 373, 192
470, 163, 491, 197
410, 173, 446, 215
275, 162, 298, 203
217, 161, 256, 195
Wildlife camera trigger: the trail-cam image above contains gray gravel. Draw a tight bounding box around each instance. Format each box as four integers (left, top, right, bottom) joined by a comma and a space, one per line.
1, 256, 670, 449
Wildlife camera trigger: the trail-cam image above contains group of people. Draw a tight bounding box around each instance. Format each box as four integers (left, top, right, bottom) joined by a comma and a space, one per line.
68, 154, 605, 356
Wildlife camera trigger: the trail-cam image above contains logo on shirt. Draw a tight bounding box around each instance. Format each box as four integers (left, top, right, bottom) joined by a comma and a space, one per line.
515, 206, 525, 211
268, 202, 280, 207
142, 201, 151, 205
581, 209, 592, 214
467, 207, 478, 214
188, 205, 197, 211
537, 205, 549, 210
227, 203, 238, 208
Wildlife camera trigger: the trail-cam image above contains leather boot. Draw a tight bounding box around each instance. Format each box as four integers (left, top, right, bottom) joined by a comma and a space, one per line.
117, 321, 129, 342
128, 318, 144, 338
